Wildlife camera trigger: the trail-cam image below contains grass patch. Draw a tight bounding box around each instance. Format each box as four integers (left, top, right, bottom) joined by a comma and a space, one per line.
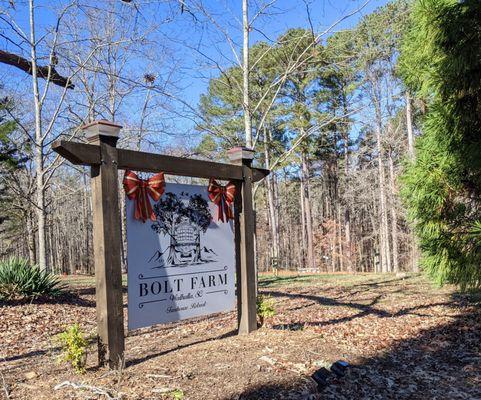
61, 274, 128, 287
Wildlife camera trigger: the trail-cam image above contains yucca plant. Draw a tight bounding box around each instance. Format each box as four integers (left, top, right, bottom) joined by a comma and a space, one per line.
0, 257, 65, 300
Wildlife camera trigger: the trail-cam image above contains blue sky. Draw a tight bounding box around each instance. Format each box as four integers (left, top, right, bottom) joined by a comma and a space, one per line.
146, 0, 394, 141
163, 0, 393, 109
0, 0, 394, 144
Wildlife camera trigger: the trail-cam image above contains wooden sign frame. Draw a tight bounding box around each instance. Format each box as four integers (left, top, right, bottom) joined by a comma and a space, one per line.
53, 120, 269, 368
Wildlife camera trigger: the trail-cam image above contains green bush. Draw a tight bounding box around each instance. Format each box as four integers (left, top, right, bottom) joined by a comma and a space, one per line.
56, 324, 89, 373
256, 294, 276, 326
169, 389, 185, 400
0, 257, 65, 300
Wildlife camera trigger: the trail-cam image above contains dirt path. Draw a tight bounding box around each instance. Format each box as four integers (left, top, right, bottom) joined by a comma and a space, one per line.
1, 274, 480, 399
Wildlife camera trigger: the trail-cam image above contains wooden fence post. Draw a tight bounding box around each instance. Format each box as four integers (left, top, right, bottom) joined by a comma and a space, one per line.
83, 120, 125, 368
228, 147, 257, 334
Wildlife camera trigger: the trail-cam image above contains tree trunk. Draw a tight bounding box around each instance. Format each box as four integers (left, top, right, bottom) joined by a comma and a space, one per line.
412, 238, 420, 273
344, 208, 352, 271
242, 0, 252, 148
406, 91, 415, 159
264, 132, 280, 262
301, 151, 314, 270
35, 151, 47, 271
26, 210, 36, 265
283, 170, 294, 270
273, 173, 281, 259
342, 93, 352, 271
49, 216, 56, 273
406, 91, 419, 272
300, 177, 307, 267
337, 205, 344, 271
388, 150, 400, 273
376, 135, 391, 273
137, 83, 153, 151
372, 83, 391, 273
30, 0, 47, 271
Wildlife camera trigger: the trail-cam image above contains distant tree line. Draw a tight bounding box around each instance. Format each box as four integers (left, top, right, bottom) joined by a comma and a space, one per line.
2, 0, 480, 289
197, 0, 416, 274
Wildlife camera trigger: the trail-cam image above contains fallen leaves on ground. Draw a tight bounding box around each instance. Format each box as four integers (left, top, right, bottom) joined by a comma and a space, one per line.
1, 273, 480, 399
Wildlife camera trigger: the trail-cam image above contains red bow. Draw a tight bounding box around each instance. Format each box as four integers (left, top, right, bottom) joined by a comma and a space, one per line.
208, 178, 236, 222
123, 170, 165, 222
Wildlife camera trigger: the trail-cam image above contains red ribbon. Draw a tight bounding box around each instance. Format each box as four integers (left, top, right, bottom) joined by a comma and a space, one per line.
123, 170, 165, 222
208, 178, 236, 222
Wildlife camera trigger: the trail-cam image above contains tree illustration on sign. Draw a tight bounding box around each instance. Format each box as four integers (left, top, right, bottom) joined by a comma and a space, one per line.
151, 192, 214, 266
185, 194, 212, 263
151, 192, 185, 266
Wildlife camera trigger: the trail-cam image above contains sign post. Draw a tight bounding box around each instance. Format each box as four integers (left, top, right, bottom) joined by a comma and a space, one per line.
228, 147, 257, 334
84, 121, 125, 368
53, 120, 269, 369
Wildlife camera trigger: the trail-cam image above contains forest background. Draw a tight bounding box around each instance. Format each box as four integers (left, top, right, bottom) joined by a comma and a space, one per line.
0, 0, 435, 279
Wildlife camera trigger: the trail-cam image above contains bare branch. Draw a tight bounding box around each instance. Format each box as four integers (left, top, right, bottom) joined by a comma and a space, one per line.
0, 49, 74, 89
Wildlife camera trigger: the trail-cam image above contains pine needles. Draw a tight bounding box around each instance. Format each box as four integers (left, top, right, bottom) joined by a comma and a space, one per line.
400, 0, 481, 289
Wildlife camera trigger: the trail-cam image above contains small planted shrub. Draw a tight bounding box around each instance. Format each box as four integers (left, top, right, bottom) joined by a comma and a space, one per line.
0, 257, 65, 300
256, 294, 276, 327
169, 389, 185, 400
56, 324, 89, 373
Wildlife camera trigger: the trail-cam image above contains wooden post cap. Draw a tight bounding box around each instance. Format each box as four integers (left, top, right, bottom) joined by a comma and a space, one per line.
228, 146, 254, 163
82, 120, 122, 140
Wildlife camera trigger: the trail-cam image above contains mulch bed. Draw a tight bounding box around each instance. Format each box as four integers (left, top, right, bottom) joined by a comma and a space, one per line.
1, 274, 480, 399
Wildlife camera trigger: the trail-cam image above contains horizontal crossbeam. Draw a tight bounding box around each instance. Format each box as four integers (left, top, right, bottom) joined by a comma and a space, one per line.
52, 140, 269, 182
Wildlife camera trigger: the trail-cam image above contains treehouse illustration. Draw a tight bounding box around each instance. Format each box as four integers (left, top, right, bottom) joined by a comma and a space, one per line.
150, 192, 215, 266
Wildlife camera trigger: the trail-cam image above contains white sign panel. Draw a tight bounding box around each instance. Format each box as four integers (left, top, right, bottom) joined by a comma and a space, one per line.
127, 183, 236, 330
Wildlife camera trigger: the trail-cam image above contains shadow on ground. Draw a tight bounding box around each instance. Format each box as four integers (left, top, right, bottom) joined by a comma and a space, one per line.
0, 291, 96, 308
258, 274, 413, 290
126, 329, 238, 367
226, 292, 481, 400
265, 289, 454, 330
0, 283, 129, 308
73, 285, 128, 297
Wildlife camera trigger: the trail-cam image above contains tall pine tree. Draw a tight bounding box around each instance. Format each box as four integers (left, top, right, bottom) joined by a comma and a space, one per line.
400, 0, 481, 289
